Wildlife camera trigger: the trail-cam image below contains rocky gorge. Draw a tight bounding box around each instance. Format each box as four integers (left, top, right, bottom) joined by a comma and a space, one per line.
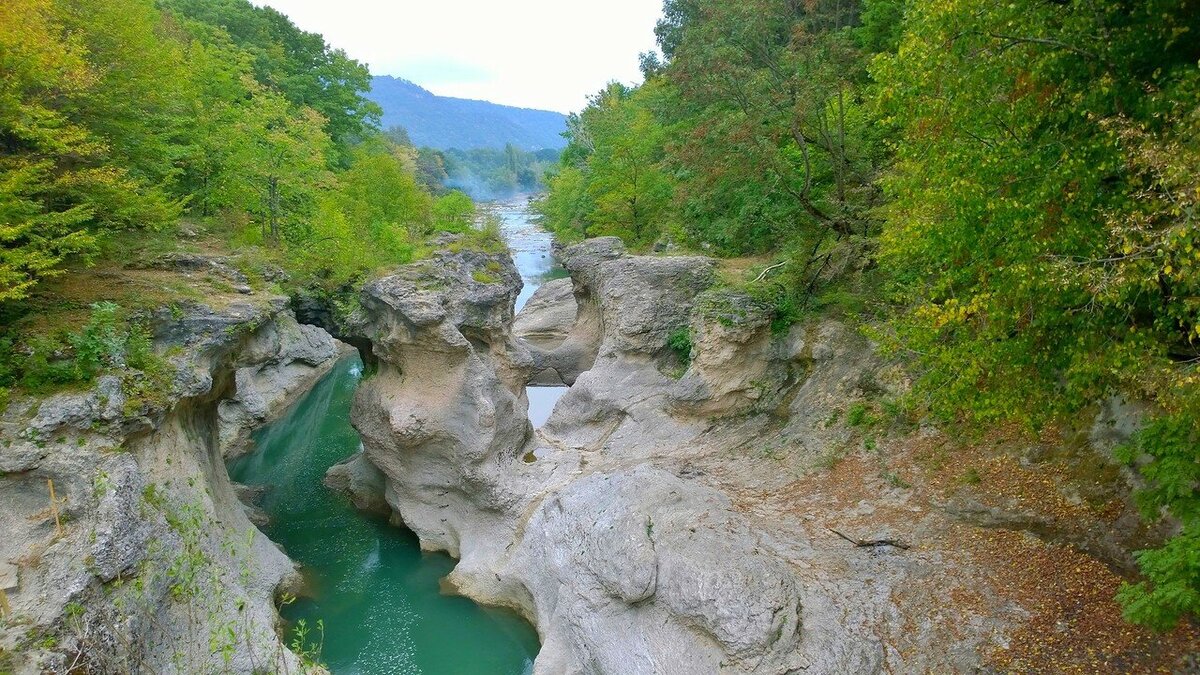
328, 234, 1198, 672
2, 224, 1196, 673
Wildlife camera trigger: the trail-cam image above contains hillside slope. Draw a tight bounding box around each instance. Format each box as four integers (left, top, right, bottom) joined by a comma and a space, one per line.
368, 75, 567, 150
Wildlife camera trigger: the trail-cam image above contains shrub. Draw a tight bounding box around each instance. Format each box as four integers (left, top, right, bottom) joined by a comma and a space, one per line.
667, 327, 693, 366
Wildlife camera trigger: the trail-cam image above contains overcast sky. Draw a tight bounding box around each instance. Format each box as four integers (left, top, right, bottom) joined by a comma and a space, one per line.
252, 0, 664, 113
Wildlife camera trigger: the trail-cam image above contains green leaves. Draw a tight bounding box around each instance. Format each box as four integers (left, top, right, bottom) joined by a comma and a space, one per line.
431, 191, 475, 234
874, 0, 1200, 628
1118, 523, 1200, 632
536, 82, 673, 247
0, 0, 181, 302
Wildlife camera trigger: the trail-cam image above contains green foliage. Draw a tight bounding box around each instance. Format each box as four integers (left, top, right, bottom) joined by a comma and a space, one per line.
536, 83, 672, 247
1114, 413, 1200, 630
69, 302, 125, 381
471, 269, 499, 284
872, 0, 1200, 627
289, 618, 326, 672
661, 0, 882, 252
1117, 523, 1200, 632
0, 302, 171, 409
444, 214, 507, 256
0, 0, 429, 305
160, 0, 379, 156
0, 0, 180, 302
431, 191, 476, 233
290, 136, 430, 287
436, 145, 559, 200
666, 327, 693, 367
538, 0, 887, 334
846, 403, 869, 427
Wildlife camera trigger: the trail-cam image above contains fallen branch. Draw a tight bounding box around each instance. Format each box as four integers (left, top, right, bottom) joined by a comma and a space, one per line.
753, 261, 788, 283
828, 527, 910, 550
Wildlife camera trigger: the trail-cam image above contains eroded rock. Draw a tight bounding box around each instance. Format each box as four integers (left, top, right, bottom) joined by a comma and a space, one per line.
0, 297, 316, 674
351, 239, 821, 674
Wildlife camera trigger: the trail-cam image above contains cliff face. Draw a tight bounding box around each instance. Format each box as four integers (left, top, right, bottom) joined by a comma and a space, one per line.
0, 295, 348, 674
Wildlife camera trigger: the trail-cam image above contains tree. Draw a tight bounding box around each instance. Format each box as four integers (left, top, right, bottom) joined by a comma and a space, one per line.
580, 84, 672, 244
414, 148, 449, 195
0, 0, 179, 302
662, 0, 878, 250
160, 0, 380, 157
535, 83, 672, 245
333, 137, 431, 242
872, 0, 1200, 628
431, 191, 475, 233
223, 82, 331, 243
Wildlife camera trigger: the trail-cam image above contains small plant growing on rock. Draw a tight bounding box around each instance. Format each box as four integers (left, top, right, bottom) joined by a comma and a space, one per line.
290, 618, 325, 673
471, 269, 500, 284
667, 327, 693, 367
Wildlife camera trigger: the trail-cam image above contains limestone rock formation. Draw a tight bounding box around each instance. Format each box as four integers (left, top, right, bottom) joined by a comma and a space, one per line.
514, 277, 576, 349
514, 277, 577, 385
0, 297, 344, 674
217, 313, 353, 458
323, 451, 391, 516
345, 238, 822, 674
333, 233, 1176, 673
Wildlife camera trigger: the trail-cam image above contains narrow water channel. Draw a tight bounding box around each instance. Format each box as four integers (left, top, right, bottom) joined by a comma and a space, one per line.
490, 196, 570, 426
228, 195, 563, 674
228, 360, 538, 674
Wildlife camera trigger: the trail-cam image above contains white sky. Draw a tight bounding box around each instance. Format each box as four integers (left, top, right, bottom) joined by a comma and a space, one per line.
252, 0, 664, 113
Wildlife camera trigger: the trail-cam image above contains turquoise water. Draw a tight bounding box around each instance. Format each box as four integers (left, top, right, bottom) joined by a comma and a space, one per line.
227, 358, 540, 674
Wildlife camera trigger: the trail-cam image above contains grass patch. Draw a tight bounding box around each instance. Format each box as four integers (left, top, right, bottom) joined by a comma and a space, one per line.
847, 402, 870, 427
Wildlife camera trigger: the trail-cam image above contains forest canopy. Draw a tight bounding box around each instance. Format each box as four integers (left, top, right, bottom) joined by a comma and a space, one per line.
0, 0, 480, 304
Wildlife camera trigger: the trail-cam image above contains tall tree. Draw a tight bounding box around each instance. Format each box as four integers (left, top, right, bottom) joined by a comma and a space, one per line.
161, 0, 380, 156
223, 83, 331, 243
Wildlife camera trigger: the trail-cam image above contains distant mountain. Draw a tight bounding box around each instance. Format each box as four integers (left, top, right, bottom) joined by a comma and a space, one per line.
367, 76, 568, 151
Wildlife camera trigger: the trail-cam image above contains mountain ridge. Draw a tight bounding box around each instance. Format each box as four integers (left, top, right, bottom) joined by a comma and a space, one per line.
367, 75, 568, 151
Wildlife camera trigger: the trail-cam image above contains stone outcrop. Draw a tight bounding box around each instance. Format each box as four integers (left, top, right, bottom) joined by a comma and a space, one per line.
339, 237, 881, 674
514, 277, 577, 385
0, 297, 346, 674
513, 277, 576, 349
323, 451, 390, 516
346, 244, 533, 561
344, 230, 1199, 672
217, 313, 353, 458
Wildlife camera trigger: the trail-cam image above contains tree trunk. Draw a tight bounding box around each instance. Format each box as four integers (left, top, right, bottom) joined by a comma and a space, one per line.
267, 176, 280, 243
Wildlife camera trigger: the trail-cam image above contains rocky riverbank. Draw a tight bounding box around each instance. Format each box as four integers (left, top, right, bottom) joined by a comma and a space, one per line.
333, 237, 1199, 673
0, 282, 349, 673
4, 237, 1195, 674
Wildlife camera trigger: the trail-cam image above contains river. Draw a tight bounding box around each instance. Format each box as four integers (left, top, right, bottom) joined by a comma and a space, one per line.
228, 195, 561, 674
